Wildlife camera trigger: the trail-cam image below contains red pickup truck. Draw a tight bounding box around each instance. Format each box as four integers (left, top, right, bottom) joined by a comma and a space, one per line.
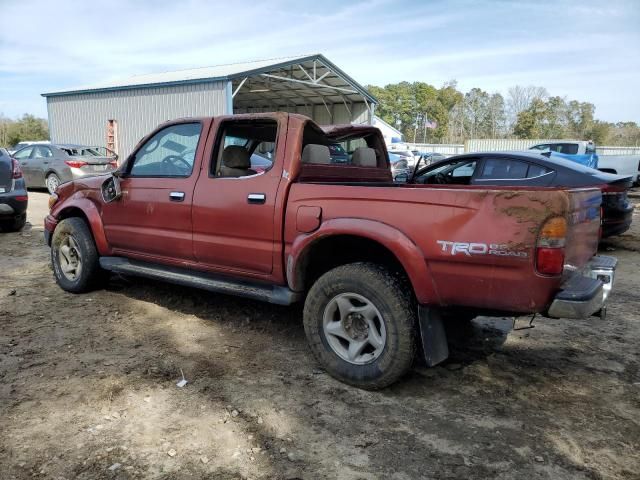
45, 113, 616, 389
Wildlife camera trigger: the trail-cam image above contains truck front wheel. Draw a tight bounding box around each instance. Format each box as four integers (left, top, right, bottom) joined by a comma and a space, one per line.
303, 262, 416, 389
51, 217, 107, 293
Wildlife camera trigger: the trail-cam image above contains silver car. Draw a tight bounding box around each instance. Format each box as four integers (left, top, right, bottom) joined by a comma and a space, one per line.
12, 144, 118, 194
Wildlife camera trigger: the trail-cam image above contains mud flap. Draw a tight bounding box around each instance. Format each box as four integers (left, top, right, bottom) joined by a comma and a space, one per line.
418, 305, 449, 367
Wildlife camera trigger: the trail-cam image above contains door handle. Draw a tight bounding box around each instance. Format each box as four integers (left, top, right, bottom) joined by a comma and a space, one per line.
247, 193, 266, 204
169, 191, 185, 202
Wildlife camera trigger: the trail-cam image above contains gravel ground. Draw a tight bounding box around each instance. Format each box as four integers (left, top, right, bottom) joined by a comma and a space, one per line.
0, 191, 639, 480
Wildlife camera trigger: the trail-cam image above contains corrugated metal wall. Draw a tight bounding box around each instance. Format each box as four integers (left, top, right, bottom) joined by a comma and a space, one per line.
47, 81, 227, 159
407, 143, 465, 155
465, 139, 551, 152
465, 139, 640, 155
234, 102, 369, 125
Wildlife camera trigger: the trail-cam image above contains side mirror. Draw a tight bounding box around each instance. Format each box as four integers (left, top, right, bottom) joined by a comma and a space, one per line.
101, 175, 122, 203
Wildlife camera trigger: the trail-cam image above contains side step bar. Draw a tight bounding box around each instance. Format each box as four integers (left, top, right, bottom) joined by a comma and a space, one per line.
99, 257, 301, 306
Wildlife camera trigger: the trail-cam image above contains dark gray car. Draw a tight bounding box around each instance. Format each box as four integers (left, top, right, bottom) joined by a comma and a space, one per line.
12, 144, 117, 194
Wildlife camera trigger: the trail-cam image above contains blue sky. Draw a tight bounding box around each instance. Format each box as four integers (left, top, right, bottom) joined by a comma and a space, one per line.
1, 0, 638, 122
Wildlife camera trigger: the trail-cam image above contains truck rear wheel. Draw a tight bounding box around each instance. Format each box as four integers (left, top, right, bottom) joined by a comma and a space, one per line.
303, 262, 416, 389
51, 217, 107, 293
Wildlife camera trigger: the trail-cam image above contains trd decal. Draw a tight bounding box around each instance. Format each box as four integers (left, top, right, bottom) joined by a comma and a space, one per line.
436, 241, 528, 258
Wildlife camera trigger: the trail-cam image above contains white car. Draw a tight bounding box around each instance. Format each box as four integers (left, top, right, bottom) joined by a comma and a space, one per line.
9, 140, 50, 155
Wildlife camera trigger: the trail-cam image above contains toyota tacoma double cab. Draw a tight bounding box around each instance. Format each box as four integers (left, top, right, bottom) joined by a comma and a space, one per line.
44, 113, 617, 389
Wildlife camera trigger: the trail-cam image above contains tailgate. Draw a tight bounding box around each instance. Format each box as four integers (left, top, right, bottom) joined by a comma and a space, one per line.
563, 188, 602, 274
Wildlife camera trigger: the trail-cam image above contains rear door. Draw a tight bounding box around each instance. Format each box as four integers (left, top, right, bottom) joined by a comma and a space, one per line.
191, 117, 285, 277
32, 146, 54, 185
101, 121, 208, 263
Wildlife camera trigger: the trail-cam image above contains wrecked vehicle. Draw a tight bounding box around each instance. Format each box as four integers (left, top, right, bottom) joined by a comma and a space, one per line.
44, 113, 616, 389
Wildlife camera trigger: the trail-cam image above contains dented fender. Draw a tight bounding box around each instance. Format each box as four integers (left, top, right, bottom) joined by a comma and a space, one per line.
286, 217, 440, 304
49, 194, 111, 255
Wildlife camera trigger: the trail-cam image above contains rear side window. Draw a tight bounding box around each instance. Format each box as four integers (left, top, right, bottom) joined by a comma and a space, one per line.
479, 158, 551, 180
33, 146, 53, 158
549, 143, 579, 154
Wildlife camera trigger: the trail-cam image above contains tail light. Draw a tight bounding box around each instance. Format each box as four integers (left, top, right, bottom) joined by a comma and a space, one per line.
11, 158, 23, 179
536, 217, 567, 275
65, 160, 88, 168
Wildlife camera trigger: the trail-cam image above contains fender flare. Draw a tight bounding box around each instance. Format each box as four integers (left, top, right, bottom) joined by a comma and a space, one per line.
51, 197, 111, 255
287, 218, 439, 304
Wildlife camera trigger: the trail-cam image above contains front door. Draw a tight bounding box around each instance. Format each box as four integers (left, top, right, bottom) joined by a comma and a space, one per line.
101, 121, 207, 263
191, 117, 284, 277
13, 147, 35, 186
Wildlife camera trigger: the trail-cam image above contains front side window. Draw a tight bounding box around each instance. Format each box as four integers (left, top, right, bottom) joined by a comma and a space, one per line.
13, 147, 33, 160
129, 123, 202, 177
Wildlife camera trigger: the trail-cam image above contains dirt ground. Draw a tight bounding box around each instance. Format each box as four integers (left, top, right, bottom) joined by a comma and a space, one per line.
1, 191, 639, 480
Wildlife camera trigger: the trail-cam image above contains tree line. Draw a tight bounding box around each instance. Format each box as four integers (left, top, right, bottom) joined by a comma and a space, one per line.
2, 85, 639, 149
368, 82, 640, 146
0, 114, 49, 149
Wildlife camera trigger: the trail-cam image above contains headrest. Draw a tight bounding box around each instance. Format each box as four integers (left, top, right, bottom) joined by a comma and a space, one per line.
352, 147, 377, 167
222, 145, 250, 169
302, 144, 330, 164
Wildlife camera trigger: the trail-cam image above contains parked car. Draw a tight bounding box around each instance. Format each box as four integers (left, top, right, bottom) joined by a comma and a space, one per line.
412, 151, 634, 238
529, 140, 598, 168
12, 144, 118, 194
8, 140, 50, 155
328, 143, 350, 164
45, 113, 616, 389
388, 149, 418, 168
389, 152, 410, 181
0, 148, 28, 231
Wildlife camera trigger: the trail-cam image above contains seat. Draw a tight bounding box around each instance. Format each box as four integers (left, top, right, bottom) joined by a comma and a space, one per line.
219, 145, 256, 177
352, 147, 377, 167
302, 144, 331, 164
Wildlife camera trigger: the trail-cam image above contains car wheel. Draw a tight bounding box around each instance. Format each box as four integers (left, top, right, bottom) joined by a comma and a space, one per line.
46, 173, 61, 194
303, 262, 416, 389
0, 213, 26, 232
51, 217, 107, 293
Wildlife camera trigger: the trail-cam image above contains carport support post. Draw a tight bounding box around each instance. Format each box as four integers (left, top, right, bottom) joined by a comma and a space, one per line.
225, 81, 234, 115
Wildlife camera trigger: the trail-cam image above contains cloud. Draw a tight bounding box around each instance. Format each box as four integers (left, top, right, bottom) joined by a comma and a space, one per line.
0, 0, 638, 122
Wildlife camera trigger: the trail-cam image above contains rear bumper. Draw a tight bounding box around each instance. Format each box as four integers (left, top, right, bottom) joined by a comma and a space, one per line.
0, 191, 28, 218
602, 205, 634, 238
547, 255, 617, 319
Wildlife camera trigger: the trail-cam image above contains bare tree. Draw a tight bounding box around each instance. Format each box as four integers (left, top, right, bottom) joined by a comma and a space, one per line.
507, 85, 548, 132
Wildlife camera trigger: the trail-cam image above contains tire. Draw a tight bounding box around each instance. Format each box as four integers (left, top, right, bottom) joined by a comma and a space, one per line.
46, 173, 61, 194
0, 213, 26, 232
303, 262, 416, 389
51, 217, 107, 293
